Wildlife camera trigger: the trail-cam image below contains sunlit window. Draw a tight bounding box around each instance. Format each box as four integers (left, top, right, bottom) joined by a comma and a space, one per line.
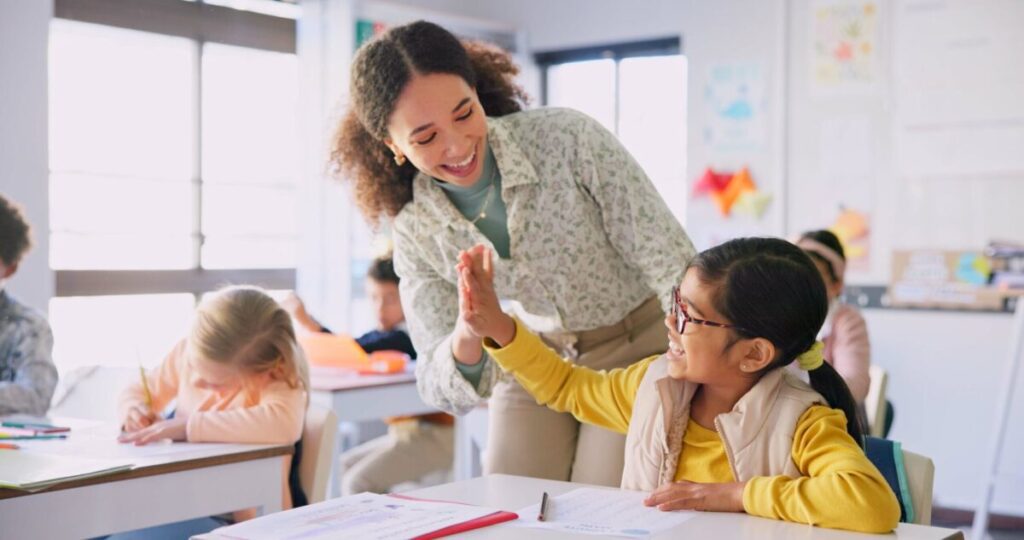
619, 55, 688, 219
49, 21, 195, 270
49, 294, 195, 374
546, 59, 616, 134
47, 10, 298, 371
540, 41, 687, 222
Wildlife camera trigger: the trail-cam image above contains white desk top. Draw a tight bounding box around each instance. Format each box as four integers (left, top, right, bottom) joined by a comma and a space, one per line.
0, 416, 291, 499
309, 365, 417, 391
406, 474, 965, 539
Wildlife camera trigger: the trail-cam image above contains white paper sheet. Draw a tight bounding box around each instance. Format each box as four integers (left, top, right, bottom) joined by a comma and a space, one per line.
512, 487, 697, 538
202, 493, 506, 540
14, 422, 243, 460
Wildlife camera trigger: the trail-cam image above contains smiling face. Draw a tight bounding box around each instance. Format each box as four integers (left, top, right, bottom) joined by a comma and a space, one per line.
384, 73, 488, 187
664, 268, 775, 384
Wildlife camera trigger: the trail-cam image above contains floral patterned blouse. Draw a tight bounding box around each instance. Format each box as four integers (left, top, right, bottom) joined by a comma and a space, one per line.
392, 108, 695, 415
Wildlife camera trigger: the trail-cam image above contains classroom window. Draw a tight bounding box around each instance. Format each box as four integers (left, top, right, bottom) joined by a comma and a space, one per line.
48, 294, 195, 374
537, 39, 688, 222
47, 0, 298, 372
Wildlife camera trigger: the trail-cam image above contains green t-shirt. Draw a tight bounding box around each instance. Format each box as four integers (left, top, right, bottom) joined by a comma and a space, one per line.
433, 144, 511, 259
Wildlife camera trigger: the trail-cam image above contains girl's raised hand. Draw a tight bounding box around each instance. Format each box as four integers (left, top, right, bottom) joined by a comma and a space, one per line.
456, 245, 515, 345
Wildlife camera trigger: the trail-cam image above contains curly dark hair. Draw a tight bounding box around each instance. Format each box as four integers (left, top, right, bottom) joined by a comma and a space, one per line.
330, 20, 529, 226
0, 194, 33, 267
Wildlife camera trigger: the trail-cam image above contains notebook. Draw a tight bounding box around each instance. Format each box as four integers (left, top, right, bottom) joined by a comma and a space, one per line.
197, 492, 517, 540
0, 450, 133, 492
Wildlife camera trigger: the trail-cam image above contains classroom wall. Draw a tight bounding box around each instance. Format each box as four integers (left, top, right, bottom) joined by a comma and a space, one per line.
782, 0, 1024, 516
344, 0, 1024, 517
0, 0, 54, 314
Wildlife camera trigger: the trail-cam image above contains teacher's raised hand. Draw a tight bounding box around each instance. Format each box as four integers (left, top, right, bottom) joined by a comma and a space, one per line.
457, 245, 516, 346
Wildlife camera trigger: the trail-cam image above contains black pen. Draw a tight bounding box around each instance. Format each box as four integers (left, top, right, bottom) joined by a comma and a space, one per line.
537, 491, 549, 521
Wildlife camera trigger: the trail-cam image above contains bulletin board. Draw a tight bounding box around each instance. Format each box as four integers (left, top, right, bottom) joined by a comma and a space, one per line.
785, 0, 1024, 283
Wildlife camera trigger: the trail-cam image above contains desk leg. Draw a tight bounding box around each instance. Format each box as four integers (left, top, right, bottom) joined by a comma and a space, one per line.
256, 459, 284, 515
453, 409, 486, 480
453, 414, 475, 481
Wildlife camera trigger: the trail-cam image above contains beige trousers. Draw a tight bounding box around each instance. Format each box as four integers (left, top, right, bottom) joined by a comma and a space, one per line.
339, 421, 454, 495
483, 297, 667, 486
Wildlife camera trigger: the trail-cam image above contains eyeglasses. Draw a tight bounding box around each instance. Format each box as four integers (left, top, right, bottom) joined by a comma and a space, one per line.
671, 285, 746, 335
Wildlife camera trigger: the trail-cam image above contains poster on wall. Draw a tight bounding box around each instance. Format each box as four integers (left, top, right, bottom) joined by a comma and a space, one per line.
702, 63, 767, 153
810, 0, 880, 95
831, 207, 871, 273
893, 0, 1024, 178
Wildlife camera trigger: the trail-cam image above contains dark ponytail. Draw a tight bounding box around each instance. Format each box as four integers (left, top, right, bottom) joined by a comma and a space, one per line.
688, 237, 864, 445
807, 361, 863, 443
330, 20, 529, 226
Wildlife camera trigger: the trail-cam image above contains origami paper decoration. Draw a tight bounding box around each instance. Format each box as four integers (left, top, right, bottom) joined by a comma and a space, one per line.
732, 190, 773, 219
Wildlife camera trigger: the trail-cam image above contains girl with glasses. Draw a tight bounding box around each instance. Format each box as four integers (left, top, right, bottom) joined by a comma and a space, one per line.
455, 238, 899, 533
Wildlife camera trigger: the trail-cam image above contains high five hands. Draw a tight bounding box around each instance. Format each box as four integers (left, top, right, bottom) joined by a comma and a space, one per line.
456, 244, 516, 346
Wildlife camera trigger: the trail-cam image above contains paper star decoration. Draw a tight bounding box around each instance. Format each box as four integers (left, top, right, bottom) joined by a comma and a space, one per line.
692, 166, 771, 218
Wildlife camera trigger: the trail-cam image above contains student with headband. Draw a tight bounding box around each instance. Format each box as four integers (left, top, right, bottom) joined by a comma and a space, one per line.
796, 230, 870, 405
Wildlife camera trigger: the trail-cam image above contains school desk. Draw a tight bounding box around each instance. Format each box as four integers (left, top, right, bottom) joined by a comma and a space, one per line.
309, 366, 441, 495
404, 474, 966, 539
0, 418, 290, 539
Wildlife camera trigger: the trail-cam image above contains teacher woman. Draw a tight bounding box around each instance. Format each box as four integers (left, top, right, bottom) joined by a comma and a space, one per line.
331, 20, 695, 486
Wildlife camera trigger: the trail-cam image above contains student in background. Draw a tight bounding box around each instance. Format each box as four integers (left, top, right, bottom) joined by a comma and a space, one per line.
0, 194, 57, 417
115, 285, 309, 539
285, 254, 455, 495
796, 230, 870, 405
456, 239, 899, 533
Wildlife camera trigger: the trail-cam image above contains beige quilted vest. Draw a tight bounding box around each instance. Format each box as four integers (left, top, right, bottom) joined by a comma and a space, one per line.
621, 355, 827, 491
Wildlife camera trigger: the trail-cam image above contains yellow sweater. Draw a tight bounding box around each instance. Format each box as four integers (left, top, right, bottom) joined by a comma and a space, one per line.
484, 323, 900, 533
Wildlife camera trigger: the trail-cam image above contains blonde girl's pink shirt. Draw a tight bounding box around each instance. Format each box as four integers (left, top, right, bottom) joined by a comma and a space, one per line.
117, 339, 306, 444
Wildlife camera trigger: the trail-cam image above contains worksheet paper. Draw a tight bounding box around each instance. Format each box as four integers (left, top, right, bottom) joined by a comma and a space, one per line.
14, 422, 243, 459
512, 487, 697, 538
203, 492, 503, 540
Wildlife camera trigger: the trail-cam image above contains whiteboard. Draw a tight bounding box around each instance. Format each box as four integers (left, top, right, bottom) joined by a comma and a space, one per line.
893, 0, 1024, 178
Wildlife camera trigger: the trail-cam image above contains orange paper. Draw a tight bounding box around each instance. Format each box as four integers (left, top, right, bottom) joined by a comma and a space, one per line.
299, 332, 368, 368
298, 333, 408, 374
710, 167, 756, 215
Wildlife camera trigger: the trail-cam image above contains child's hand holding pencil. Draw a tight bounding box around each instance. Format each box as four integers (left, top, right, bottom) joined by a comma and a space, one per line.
122, 365, 158, 433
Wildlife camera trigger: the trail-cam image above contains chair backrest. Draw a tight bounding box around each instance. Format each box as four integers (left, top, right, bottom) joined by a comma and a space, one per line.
866, 437, 935, 525
299, 403, 338, 504
901, 448, 935, 525
865, 365, 889, 437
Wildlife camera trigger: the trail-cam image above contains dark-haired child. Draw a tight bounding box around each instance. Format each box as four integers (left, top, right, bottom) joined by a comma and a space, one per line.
455, 239, 899, 533
0, 194, 57, 416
